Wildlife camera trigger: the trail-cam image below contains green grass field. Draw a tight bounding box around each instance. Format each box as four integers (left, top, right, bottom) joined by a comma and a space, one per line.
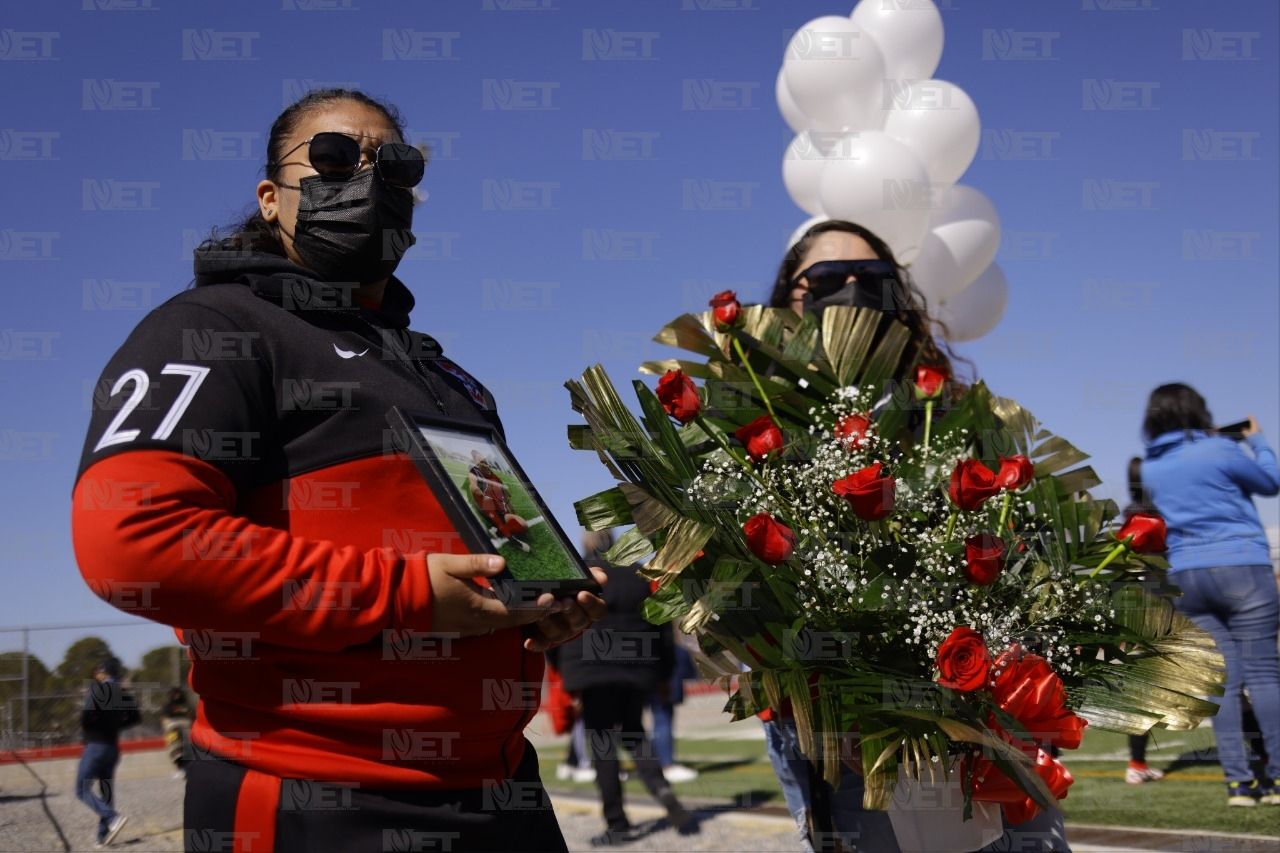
439, 457, 581, 581
539, 729, 1280, 837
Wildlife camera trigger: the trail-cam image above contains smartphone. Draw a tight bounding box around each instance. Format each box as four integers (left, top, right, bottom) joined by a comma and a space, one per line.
1215, 420, 1250, 441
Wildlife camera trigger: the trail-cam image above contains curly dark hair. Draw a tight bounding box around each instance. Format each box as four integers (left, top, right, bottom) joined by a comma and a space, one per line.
768, 219, 971, 390
199, 88, 407, 256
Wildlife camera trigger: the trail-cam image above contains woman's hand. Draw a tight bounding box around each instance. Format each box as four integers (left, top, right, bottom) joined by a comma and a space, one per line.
426, 553, 550, 637
425, 555, 607, 648
522, 567, 609, 653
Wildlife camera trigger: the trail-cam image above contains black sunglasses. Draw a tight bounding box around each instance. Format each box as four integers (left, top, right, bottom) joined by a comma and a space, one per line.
270, 132, 426, 188
793, 259, 899, 301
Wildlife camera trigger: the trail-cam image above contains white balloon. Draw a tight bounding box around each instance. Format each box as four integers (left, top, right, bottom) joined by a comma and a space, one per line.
908, 231, 966, 306
908, 185, 1000, 302
850, 0, 945, 82
934, 263, 1008, 343
783, 16, 887, 132
782, 131, 835, 216
775, 67, 810, 134
883, 79, 980, 186
818, 131, 932, 263
786, 215, 828, 254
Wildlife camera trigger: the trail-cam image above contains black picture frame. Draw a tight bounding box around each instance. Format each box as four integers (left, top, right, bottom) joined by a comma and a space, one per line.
386, 407, 600, 606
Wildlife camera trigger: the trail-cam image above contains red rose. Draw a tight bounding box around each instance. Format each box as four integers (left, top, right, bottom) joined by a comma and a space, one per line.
935, 626, 991, 692
709, 289, 741, 330
1116, 512, 1166, 554
949, 459, 1001, 511
995, 455, 1035, 490
655, 370, 701, 424
991, 646, 1087, 750
913, 364, 947, 400
834, 413, 873, 450
964, 533, 1006, 586
832, 462, 896, 521
743, 513, 796, 565
735, 415, 784, 462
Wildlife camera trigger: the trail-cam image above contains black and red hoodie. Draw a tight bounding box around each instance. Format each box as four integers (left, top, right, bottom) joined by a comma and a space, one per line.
72, 247, 542, 789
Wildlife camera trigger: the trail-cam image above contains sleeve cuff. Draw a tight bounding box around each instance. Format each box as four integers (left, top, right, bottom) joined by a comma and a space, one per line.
393, 552, 433, 633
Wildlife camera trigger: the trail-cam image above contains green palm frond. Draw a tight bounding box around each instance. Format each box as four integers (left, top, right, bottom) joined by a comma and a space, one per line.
821, 306, 883, 386
651, 312, 724, 359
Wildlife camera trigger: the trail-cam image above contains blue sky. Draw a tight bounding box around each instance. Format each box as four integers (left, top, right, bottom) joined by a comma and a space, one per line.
2, 0, 1276, 669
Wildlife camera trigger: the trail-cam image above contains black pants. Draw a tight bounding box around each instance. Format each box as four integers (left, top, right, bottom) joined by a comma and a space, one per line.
580, 685, 672, 830
183, 740, 567, 853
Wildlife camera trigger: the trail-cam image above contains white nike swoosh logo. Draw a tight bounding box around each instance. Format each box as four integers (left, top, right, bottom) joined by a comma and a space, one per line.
333, 343, 370, 359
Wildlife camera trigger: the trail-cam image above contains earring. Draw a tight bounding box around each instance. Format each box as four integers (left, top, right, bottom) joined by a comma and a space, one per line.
263, 208, 276, 222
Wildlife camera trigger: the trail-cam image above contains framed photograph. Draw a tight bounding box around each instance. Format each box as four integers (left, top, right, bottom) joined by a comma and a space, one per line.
387, 407, 600, 605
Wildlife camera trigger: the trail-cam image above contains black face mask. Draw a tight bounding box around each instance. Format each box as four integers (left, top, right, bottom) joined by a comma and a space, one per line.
289, 169, 416, 283
798, 260, 909, 318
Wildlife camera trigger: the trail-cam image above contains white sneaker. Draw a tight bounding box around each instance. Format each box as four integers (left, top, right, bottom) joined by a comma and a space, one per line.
555, 763, 576, 781
1125, 765, 1164, 784
663, 764, 699, 783
572, 766, 597, 783
103, 814, 128, 846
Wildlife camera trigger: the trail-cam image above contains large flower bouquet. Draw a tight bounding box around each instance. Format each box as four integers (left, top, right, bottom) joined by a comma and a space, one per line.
566, 297, 1223, 820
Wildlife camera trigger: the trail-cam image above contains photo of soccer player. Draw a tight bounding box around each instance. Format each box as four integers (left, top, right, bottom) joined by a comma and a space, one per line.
414, 424, 587, 584
467, 449, 534, 553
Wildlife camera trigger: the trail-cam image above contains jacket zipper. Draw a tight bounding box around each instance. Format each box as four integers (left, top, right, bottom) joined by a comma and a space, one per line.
355, 313, 527, 779
350, 315, 447, 414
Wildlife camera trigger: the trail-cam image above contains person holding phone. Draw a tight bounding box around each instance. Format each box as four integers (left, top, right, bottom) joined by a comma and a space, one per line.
71, 89, 605, 852
1139, 384, 1280, 807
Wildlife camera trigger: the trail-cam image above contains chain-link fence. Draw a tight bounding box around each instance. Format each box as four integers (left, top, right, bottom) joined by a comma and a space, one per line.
0, 619, 189, 752
1, 683, 189, 753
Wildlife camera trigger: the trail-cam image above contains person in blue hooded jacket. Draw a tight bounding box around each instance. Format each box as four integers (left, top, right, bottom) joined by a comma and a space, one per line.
1139, 383, 1280, 807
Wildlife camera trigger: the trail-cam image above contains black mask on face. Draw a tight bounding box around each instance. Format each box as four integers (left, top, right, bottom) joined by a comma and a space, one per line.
802, 263, 917, 363
288, 169, 416, 283
799, 260, 909, 318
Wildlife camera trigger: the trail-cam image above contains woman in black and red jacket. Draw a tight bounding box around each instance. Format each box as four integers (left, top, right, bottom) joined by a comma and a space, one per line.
71, 88, 605, 853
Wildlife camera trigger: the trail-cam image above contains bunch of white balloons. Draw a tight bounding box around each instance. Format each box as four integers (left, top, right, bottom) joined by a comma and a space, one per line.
779, 0, 1006, 342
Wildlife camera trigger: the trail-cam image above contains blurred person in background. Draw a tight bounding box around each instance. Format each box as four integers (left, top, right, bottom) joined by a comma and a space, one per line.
1139, 384, 1280, 807
161, 686, 193, 780
1121, 456, 1166, 785
545, 655, 594, 782
549, 531, 697, 846
649, 636, 699, 784
77, 658, 140, 849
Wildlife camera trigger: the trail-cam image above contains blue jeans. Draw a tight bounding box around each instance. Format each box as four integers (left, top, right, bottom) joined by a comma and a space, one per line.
763, 718, 814, 851
1171, 564, 1280, 782
649, 698, 674, 767
76, 741, 119, 839
569, 717, 589, 769
763, 717, 901, 853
